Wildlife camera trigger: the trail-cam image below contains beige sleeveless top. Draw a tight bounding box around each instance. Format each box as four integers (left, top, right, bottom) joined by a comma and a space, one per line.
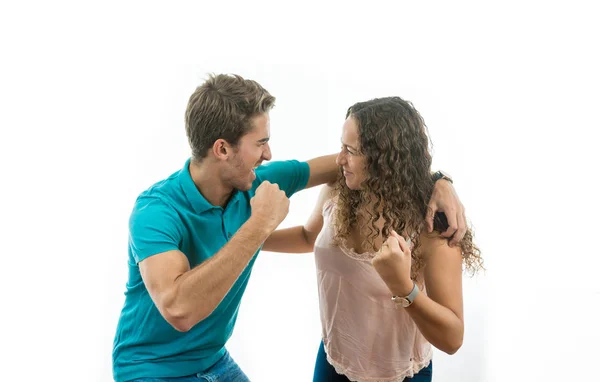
314, 200, 432, 382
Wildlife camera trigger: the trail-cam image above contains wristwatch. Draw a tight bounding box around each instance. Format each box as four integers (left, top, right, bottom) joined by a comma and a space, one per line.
391, 282, 419, 308
432, 170, 453, 184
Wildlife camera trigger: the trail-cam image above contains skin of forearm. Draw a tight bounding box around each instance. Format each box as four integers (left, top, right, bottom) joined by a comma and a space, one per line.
262, 226, 314, 253
167, 216, 272, 331
403, 293, 464, 354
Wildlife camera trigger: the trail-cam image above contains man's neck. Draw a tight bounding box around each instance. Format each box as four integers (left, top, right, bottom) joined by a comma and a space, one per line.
189, 159, 233, 208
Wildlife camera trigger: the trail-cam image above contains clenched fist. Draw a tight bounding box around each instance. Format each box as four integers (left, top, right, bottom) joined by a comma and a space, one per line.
371, 230, 414, 297
250, 181, 290, 232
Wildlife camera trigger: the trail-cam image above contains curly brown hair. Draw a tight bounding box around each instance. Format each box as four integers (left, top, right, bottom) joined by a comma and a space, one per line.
331, 97, 483, 278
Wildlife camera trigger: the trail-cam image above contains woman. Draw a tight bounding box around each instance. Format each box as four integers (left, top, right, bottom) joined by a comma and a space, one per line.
263, 97, 483, 381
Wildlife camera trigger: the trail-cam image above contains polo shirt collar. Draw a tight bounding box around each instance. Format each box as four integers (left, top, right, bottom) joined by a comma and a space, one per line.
179, 158, 244, 214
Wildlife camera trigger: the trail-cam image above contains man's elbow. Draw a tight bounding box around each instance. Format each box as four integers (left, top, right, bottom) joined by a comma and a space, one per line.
162, 303, 209, 333
163, 306, 190, 332
169, 318, 193, 333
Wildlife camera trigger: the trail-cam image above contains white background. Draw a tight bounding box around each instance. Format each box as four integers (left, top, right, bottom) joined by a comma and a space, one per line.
1, 1, 599, 381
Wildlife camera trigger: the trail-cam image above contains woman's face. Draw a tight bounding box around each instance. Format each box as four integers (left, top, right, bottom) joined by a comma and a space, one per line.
336, 116, 367, 190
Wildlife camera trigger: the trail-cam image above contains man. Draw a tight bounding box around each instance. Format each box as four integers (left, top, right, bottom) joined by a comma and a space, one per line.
112, 74, 466, 381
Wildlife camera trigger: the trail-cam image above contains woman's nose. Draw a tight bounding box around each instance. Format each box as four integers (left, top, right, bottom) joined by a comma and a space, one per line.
336, 151, 345, 166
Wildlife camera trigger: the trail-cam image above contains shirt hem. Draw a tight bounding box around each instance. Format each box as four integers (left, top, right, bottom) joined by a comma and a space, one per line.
114, 347, 226, 382
323, 341, 433, 382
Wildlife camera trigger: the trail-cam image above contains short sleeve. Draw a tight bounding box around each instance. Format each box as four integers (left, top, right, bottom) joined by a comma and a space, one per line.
254, 160, 310, 198
129, 196, 183, 264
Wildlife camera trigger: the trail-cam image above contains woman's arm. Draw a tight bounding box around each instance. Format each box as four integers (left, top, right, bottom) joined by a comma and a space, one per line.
404, 233, 464, 354
372, 231, 464, 354
262, 184, 333, 253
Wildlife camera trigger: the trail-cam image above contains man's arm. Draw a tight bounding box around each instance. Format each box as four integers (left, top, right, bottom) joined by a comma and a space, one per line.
302, 153, 467, 244
139, 181, 289, 332
426, 179, 466, 246
140, 218, 270, 332
305, 154, 338, 189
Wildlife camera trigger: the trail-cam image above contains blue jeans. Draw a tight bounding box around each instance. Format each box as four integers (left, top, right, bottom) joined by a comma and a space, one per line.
128, 350, 250, 382
313, 341, 432, 382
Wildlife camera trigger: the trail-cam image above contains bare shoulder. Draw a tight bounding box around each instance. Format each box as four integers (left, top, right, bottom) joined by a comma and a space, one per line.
419, 231, 462, 264
305, 184, 335, 233
419, 231, 464, 320
317, 183, 335, 205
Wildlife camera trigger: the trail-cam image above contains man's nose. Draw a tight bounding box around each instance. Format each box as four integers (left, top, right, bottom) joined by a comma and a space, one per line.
263, 143, 272, 161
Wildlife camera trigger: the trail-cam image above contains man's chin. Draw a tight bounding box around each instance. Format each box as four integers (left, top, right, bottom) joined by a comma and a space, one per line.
235, 181, 254, 192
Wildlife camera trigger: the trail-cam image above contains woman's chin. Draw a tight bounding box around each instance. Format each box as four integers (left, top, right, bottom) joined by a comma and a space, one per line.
344, 179, 360, 191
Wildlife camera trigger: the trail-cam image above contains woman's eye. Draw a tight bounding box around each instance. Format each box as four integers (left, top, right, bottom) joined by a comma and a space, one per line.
341, 145, 354, 155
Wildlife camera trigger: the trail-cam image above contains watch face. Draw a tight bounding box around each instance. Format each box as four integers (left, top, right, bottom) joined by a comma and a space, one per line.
393, 297, 411, 308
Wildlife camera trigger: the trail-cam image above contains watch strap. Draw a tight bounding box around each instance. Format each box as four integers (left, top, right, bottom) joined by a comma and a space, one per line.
392, 282, 419, 308
405, 282, 419, 303
432, 170, 453, 184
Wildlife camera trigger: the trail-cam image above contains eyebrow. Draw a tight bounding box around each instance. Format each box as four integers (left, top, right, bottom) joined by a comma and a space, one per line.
341, 140, 357, 151
257, 137, 270, 144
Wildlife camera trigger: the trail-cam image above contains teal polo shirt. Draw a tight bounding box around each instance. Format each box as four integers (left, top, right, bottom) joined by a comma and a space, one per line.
113, 158, 309, 382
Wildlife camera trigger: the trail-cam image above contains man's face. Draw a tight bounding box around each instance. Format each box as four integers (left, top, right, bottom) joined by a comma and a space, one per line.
227, 113, 272, 191
336, 116, 367, 190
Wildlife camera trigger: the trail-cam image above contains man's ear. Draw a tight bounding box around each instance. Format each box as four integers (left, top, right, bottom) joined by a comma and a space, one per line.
212, 139, 232, 161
